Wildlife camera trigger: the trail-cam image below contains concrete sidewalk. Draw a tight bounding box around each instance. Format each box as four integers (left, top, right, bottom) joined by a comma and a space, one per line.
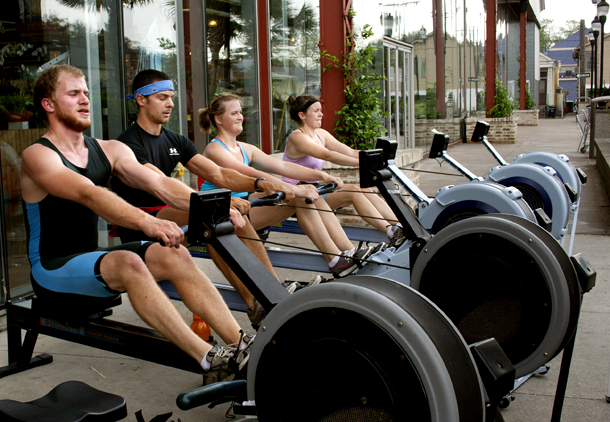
1, 117, 609, 422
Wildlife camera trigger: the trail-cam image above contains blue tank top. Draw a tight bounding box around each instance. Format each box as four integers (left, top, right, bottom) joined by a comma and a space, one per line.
25, 136, 112, 265
200, 139, 249, 197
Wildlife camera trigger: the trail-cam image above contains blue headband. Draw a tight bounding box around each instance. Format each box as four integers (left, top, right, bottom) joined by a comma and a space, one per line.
126, 80, 174, 100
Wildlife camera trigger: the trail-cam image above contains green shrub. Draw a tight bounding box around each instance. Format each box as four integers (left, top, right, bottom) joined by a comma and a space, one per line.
488, 80, 514, 118
321, 22, 388, 150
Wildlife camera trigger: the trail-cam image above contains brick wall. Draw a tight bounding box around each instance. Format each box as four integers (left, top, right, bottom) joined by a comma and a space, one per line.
513, 110, 539, 126
465, 116, 517, 144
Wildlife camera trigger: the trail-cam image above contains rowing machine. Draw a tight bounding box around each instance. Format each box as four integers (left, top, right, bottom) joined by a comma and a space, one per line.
427, 129, 571, 241
179, 188, 516, 421
471, 120, 587, 254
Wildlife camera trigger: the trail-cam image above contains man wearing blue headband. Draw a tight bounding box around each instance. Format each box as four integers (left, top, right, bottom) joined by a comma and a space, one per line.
111, 69, 306, 329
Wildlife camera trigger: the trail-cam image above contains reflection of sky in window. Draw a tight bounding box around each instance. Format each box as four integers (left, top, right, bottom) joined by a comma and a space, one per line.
123, 3, 176, 50
350, 0, 486, 44
42, 0, 109, 29
41, 0, 176, 53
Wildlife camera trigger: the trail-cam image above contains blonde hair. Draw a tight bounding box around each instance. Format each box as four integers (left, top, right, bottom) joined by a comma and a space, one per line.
198, 92, 242, 132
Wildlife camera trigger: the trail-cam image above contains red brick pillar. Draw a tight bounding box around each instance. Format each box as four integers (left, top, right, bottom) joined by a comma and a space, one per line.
319, 0, 347, 133
520, 3, 528, 110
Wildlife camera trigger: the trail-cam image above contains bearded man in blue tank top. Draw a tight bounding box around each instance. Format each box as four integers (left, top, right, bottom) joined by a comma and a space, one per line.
21, 64, 252, 384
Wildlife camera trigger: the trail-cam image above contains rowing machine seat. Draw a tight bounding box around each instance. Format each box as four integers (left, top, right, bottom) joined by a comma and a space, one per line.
0, 380, 127, 422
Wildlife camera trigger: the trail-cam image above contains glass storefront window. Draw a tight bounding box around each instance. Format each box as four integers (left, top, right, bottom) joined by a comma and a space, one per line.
0, 0, 129, 301
269, 0, 320, 153
123, 0, 182, 135
205, 0, 259, 148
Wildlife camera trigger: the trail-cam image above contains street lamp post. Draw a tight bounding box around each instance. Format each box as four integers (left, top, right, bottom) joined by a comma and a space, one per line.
599, 1, 609, 93
589, 31, 599, 96
593, 16, 602, 96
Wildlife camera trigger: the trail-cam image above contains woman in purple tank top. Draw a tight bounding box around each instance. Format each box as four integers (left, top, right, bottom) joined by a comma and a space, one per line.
284, 95, 404, 246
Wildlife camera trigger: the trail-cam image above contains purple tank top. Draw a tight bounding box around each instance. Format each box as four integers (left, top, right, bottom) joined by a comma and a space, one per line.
282, 130, 326, 185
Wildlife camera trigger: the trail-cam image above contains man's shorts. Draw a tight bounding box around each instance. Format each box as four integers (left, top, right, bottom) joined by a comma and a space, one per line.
31, 241, 155, 301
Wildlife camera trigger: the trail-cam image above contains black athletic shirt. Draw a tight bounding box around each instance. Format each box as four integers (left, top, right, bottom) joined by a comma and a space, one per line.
25, 136, 112, 261
111, 123, 198, 208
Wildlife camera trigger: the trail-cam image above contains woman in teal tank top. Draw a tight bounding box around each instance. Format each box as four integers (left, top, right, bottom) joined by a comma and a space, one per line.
198, 93, 373, 278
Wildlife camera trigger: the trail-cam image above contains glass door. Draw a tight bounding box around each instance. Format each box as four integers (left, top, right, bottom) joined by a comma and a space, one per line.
383, 37, 414, 150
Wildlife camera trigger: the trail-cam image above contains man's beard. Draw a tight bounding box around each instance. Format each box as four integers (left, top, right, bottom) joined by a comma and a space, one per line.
56, 106, 92, 132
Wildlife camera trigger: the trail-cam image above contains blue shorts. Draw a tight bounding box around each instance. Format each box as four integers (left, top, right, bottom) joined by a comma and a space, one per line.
31, 241, 155, 300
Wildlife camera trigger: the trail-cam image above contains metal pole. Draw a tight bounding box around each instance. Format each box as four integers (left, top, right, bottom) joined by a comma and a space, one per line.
591, 38, 597, 97
601, 18, 606, 94
593, 38, 599, 97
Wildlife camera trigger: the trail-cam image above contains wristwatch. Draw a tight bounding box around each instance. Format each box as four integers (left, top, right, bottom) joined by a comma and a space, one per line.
254, 177, 266, 192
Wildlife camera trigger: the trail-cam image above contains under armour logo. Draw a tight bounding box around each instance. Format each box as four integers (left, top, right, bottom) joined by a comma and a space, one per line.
169, 148, 179, 155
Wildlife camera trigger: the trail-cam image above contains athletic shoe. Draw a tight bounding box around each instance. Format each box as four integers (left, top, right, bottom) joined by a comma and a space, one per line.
282, 280, 304, 294
246, 300, 266, 329
308, 274, 328, 286
203, 333, 254, 385
203, 344, 238, 385
329, 252, 358, 278
351, 245, 374, 266
388, 225, 406, 248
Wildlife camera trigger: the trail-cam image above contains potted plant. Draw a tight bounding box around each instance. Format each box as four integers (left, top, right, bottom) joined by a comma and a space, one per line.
1, 91, 33, 123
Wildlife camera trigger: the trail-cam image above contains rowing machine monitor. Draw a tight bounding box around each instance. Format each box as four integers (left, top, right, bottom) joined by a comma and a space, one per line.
429, 131, 450, 159
359, 148, 389, 189
187, 188, 234, 245
471, 121, 490, 143
374, 137, 397, 163
188, 190, 289, 311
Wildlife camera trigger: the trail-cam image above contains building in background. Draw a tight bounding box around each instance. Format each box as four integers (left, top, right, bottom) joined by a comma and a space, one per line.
539, 51, 560, 117
544, 30, 583, 108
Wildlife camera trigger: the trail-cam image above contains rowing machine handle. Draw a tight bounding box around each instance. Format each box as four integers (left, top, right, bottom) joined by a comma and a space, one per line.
305, 182, 338, 204
249, 192, 286, 207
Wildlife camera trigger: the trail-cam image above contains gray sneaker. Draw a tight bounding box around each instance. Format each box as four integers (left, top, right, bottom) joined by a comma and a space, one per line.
203, 333, 254, 385
308, 274, 328, 286
352, 246, 374, 267
388, 225, 406, 248
203, 344, 238, 385
246, 300, 266, 329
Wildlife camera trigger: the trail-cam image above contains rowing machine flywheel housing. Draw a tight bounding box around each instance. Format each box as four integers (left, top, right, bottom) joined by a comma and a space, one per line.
486, 163, 570, 240
418, 181, 537, 235
410, 214, 581, 377
248, 276, 487, 422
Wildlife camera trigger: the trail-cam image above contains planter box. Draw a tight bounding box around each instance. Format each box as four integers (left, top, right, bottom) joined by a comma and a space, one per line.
465, 116, 517, 144
513, 109, 539, 126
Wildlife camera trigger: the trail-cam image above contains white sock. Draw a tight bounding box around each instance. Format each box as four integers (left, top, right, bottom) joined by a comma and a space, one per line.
329, 255, 340, 267
201, 351, 212, 372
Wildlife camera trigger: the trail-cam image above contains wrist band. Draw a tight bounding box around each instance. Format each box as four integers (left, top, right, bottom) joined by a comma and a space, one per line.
254, 177, 265, 192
